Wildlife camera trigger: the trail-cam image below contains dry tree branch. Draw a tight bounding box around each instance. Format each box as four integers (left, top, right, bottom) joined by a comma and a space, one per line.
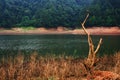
94, 38, 102, 54
81, 13, 103, 75
81, 13, 89, 35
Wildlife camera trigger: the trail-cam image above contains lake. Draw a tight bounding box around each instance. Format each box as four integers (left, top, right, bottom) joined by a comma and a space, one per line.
0, 35, 120, 57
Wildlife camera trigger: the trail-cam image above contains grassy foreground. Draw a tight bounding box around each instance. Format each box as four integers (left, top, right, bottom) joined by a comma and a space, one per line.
0, 52, 120, 80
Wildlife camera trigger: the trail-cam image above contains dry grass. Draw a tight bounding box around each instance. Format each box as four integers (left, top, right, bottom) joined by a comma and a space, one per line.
98, 52, 120, 74
0, 52, 120, 80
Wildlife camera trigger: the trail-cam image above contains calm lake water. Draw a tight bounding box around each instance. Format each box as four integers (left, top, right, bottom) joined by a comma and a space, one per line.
0, 35, 120, 57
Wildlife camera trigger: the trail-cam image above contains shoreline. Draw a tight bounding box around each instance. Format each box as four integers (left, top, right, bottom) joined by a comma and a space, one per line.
0, 27, 120, 35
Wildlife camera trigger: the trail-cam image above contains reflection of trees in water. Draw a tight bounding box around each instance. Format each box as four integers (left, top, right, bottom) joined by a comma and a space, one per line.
0, 35, 119, 57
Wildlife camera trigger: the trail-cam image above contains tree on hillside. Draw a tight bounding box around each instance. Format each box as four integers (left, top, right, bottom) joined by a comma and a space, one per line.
0, 0, 119, 28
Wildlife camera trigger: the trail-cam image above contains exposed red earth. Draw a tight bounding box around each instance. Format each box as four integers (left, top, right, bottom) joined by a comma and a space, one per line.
73, 27, 120, 35
0, 27, 120, 35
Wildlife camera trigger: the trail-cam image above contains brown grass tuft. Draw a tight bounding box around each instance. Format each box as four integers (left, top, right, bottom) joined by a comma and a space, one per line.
0, 52, 120, 80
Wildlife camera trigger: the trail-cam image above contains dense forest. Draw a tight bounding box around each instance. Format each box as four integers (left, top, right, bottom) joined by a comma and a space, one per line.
0, 0, 120, 28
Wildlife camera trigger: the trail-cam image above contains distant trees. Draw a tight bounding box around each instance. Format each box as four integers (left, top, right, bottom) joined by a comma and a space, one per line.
87, 0, 120, 27
0, 0, 119, 28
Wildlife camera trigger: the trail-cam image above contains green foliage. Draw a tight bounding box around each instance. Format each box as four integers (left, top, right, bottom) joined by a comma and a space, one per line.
0, 0, 120, 28
20, 26, 35, 31
86, 0, 120, 27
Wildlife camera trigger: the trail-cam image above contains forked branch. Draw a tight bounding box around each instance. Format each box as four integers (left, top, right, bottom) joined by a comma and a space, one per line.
81, 13, 102, 74
81, 13, 90, 35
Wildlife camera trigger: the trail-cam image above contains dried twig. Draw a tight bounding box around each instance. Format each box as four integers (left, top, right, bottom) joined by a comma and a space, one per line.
81, 13, 102, 74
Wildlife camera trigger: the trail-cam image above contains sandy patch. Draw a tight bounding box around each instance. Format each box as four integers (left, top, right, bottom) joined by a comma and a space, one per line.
73, 27, 120, 35
0, 27, 120, 35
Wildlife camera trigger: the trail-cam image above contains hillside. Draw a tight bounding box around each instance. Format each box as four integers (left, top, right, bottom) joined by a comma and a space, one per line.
0, 0, 120, 28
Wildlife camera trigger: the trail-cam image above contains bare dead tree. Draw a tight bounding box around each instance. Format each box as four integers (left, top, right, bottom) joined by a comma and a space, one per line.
81, 13, 102, 75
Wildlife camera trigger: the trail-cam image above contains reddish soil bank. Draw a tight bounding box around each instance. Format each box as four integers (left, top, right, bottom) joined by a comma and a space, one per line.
72, 27, 120, 35
0, 27, 120, 35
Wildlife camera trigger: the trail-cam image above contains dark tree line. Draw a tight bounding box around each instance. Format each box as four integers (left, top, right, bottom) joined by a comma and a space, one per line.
0, 0, 120, 28
87, 0, 120, 27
